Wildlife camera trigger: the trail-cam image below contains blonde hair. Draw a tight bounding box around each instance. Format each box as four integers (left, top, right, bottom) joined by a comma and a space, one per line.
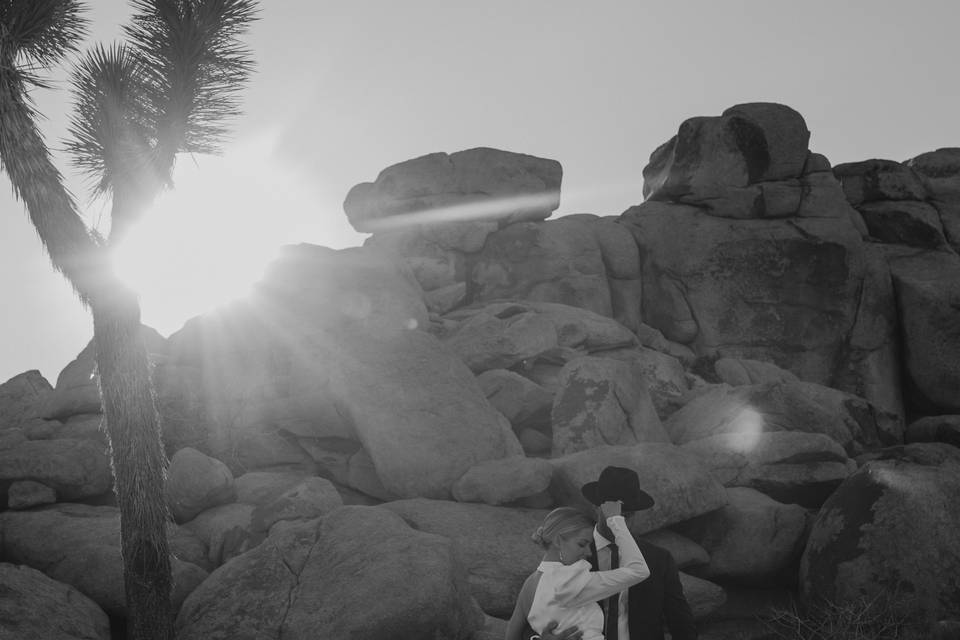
531, 507, 594, 549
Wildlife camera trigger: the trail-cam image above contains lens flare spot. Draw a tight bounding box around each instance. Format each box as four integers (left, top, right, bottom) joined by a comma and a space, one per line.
727, 407, 765, 452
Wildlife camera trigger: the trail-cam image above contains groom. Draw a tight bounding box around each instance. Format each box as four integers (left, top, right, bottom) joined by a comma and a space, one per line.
526, 466, 698, 640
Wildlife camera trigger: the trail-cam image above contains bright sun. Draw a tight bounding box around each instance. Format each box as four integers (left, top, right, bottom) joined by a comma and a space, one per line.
109, 131, 321, 337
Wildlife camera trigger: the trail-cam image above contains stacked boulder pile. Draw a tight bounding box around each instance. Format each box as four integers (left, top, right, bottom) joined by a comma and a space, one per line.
2, 103, 959, 640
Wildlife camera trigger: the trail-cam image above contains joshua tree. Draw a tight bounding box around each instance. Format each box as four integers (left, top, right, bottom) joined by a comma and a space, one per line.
0, 2, 255, 638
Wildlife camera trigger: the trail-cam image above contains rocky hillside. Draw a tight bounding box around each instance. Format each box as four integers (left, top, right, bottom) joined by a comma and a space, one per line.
2, 102, 959, 639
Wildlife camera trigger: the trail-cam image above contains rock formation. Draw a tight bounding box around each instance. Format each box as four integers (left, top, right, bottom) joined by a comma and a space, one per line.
2, 103, 959, 637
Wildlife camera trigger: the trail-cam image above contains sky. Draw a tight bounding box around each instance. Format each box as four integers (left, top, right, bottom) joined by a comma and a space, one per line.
1, 1, 958, 384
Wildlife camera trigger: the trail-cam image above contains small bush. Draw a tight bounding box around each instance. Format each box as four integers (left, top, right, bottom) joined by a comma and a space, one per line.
760, 593, 927, 640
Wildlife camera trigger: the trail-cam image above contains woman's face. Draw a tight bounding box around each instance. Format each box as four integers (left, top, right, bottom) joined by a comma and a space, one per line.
556, 527, 593, 565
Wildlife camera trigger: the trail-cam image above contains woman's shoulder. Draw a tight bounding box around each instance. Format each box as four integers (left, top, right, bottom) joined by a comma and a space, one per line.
517, 569, 542, 614
522, 570, 543, 590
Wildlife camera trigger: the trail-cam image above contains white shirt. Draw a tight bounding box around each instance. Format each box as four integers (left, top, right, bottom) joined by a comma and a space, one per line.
595, 525, 632, 640
527, 516, 649, 640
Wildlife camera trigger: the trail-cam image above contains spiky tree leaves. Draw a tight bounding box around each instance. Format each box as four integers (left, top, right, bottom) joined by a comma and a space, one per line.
125, 0, 256, 159
0, 0, 87, 81
67, 0, 256, 239
1, 2, 256, 639
0, 0, 101, 300
67, 45, 153, 194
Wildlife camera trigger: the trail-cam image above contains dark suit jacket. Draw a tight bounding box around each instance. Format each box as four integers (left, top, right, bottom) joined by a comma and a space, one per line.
522, 537, 697, 640
613, 539, 698, 640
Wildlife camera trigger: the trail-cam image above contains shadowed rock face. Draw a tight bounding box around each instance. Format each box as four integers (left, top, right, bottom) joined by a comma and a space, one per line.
889, 252, 960, 413
0, 504, 208, 617
471, 218, 612, 316
676, 487, 811, 586
0, 563, 110, 640
800, 444, 960, 621
642, 103, 811, 218
620, 203, 866, 387
832, 149, 960, 418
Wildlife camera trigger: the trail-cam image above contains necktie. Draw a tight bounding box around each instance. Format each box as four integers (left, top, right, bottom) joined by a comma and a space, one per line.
604, 543, 619, 640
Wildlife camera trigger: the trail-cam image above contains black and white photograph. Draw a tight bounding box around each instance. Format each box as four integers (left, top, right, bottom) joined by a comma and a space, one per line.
1, 2, 959, 639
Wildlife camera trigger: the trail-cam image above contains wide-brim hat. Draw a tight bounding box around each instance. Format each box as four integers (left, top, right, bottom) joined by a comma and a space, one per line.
581, 466, 655, 512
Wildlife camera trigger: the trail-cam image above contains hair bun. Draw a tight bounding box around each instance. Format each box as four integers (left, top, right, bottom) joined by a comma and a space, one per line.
531, 526, 546, 547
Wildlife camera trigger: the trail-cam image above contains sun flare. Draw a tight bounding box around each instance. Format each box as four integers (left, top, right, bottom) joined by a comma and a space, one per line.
107, 131, 321, 336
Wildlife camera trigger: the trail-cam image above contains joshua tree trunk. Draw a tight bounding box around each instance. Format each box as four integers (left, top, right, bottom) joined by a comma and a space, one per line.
94, 289, 174, 640
1, 54, 174, 640
3, 2, 255, 635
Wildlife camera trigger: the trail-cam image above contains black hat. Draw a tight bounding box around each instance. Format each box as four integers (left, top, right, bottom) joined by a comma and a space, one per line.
580, 466, 655, 512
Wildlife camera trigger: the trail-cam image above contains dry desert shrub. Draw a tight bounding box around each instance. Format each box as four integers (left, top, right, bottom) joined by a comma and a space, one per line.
760, 593, 928, 640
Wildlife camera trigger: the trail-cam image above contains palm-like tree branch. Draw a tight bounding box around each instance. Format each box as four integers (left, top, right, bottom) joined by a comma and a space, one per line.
126, 0, 257, 162
0, 0, 101, 301
66, 43, 153, 197
66, 0, 256, 240
2, 3, 257, 640
0, 0, 87, 83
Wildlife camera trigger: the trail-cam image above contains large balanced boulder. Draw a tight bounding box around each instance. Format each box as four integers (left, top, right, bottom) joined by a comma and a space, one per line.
343, 147, 562, 232
175, 506, 484, 639
0, 562, 110, 640
549, 444, 727, 533
800, 443, 960, 620
381, 498, 547, 618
